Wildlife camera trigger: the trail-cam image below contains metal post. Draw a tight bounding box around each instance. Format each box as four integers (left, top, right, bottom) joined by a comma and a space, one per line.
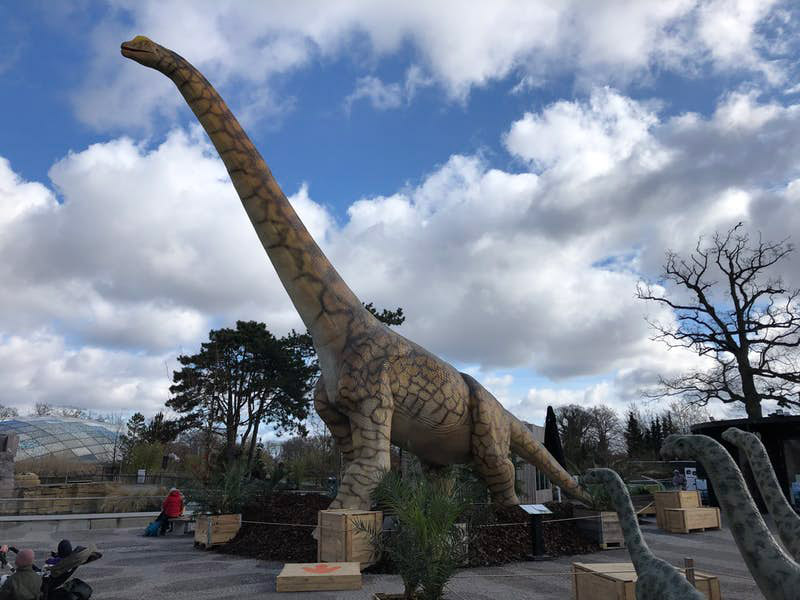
684, 557, 696, 588
530, 513, 545, 557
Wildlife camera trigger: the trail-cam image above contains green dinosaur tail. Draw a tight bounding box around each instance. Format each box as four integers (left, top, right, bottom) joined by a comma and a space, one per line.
508, 415, 592, 504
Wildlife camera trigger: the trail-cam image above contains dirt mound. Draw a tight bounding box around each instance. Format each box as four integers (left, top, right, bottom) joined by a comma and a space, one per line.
217, 494, 598, 566
217, 492, 331, 562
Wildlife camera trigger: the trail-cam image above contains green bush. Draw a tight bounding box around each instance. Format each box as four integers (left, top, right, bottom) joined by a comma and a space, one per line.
359, 470, 468, 600
187, 461, 256, 514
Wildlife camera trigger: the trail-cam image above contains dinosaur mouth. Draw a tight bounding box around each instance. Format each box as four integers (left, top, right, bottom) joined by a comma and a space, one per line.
120, 43, 151, 58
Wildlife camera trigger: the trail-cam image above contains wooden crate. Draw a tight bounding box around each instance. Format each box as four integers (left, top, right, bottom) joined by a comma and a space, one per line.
194, 514, 241, 547
276, 562, 361, 592
654, 491, 701, 529
572, 562, 722, 600
663, 507, 721, 534
574, 508, 625, 549
318, 509, 382, 566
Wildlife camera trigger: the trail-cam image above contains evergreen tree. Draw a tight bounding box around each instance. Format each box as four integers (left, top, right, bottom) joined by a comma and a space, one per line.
544, 405, 567, 469
624, 410, 645, 458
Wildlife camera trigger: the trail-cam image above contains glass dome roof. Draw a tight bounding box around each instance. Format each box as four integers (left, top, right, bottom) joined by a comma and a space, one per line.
0, 417, 122, 463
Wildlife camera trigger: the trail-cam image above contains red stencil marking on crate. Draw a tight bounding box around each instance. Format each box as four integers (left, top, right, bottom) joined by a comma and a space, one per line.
303, 564, 341, 574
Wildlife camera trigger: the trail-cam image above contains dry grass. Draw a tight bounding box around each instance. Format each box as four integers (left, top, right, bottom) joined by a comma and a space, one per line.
15, 456, 101, 478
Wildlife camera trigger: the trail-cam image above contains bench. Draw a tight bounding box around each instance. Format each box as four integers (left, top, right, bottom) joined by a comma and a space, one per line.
167, 515, 195, 534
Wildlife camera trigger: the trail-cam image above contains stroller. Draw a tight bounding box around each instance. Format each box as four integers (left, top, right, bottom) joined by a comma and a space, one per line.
1, 544, 102, 600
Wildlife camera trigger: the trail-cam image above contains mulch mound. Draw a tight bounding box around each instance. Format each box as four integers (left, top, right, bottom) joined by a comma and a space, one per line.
217, 492, 331, 562
217, 494, 599, 566
467, 502, 598, 566
542, 502, 600, 556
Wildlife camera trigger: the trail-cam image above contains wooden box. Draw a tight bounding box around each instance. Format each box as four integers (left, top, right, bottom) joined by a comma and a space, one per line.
663, 507, 721, 534
572, 562, 722, 600
194, 514, 241, 547
654, 491, 701, 528
574, 508, 625, 549
276, 562, 361, 592
318, 509, 382, 566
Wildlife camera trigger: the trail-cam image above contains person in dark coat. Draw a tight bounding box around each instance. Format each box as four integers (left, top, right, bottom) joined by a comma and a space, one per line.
155, 488, 184, 535
45, 540, 72, 567
0, 548, 41, 600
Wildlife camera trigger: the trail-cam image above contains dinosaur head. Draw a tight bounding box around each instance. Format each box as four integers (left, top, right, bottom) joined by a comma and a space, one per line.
582, 468, 616, 486
721, 427, 748, 445
660, 433, 695, 460
120, 35, 174, 71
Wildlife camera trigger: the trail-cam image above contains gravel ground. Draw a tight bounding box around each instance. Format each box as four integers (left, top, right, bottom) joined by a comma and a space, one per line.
0, 519, 764, 599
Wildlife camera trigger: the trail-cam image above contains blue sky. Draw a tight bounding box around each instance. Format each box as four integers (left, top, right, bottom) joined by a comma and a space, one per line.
1, 1, 800, 426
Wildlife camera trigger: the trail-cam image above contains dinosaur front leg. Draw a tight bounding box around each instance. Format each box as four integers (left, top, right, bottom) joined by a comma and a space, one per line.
469, 392, 520, 506
330, 371, 394, 510
314, 379, 356, 467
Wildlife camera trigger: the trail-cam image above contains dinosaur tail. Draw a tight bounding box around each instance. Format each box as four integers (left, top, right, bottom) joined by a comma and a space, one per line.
508, 415, 592, 504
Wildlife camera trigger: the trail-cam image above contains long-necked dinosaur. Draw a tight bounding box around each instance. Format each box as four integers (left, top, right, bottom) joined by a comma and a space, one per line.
722, 427, 800, 562
121, 35, 590, 510
583, 469, 704, 600
661, 434, 800, 600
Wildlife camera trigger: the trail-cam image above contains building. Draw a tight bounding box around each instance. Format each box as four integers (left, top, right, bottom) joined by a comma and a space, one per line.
0, 416, 123, 464
515, 422, 554, 504
691, 415, 800, 510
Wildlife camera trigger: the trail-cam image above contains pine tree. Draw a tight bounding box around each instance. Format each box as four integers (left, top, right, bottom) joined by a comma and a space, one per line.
624, 410, 644, 458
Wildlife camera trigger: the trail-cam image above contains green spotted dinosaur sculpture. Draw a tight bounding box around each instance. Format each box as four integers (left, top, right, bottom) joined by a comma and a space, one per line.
120, 36, 591, 510
583, 469, 704, 600
722, 427, 800, 562
661, 434, 800, 600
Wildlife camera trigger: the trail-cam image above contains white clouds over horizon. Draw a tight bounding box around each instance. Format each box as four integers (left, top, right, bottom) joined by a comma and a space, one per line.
3, 83, 800, 419
70, 0, 795, 129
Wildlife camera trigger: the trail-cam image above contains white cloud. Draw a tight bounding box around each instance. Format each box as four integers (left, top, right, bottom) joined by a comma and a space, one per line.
345, 76, 404, 112
5, 84, 800, 417
70, 1, 795, 129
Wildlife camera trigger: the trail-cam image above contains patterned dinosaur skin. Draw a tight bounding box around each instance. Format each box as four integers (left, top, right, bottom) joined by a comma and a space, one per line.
661, 434, 800, 600
722, 427, 800, 562
583, 469, 704, 600
120, 36, 591, 510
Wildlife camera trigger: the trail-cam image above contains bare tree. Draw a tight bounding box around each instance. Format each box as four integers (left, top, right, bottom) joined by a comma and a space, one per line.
555, 404, 622, 469
637, 224, 800, 419
667, 400, 711, 433
0, 405, 18, 420
32, 402, 52, 416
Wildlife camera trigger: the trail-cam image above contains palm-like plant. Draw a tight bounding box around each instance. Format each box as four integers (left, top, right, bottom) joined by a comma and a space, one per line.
361, 470, 468, 600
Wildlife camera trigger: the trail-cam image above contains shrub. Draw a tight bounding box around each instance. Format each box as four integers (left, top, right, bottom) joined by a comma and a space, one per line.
187, 461, 256, 514
359, 470, 468, 600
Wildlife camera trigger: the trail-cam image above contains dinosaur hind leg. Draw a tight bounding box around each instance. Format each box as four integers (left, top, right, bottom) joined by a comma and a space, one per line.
468, 385, 519, 506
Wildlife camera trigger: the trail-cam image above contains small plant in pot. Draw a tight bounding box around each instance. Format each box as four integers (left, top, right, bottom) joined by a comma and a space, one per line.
358, 470, 468, 600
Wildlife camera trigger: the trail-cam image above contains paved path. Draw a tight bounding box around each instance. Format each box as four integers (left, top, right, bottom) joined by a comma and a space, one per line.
2, 521, 764, 599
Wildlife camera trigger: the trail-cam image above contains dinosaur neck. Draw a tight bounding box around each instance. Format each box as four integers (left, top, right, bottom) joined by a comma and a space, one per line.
725, 430, 800, 562
687, 438, 799, 594
599, 475, 653, 572
162, 50, 365, 354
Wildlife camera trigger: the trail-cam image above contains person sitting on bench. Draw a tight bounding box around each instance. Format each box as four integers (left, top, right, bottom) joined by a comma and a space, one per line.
0, 549, 41, 600
156, 488, 184, 535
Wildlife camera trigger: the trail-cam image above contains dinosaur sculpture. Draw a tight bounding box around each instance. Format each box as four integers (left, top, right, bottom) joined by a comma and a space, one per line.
120, 36, 591, 510
661, 434, 800, 600
583, 468, 704, 600
722, 427, 800, 562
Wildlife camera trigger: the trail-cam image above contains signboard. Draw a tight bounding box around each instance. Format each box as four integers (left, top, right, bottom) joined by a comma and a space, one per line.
684, 467, 697, 491
137, 469, 146, 484
520, 504, 552, 515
